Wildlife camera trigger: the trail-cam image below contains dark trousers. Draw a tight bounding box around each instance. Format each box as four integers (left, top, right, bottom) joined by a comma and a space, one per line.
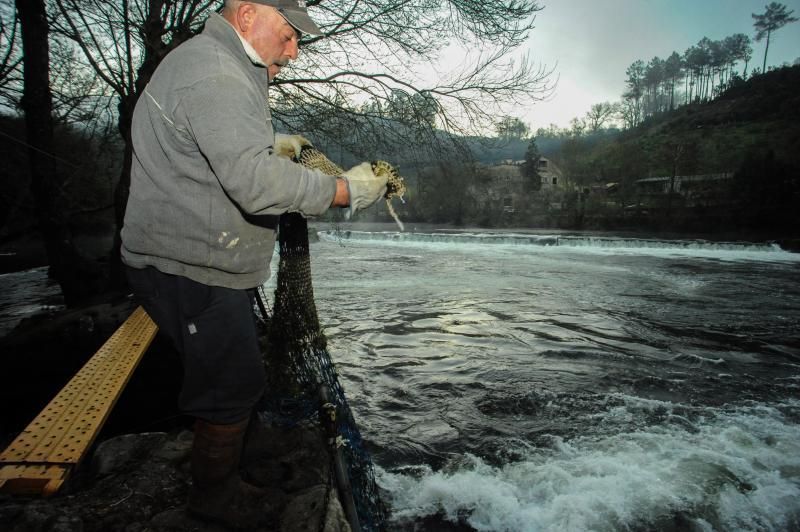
126, 266, 265, 424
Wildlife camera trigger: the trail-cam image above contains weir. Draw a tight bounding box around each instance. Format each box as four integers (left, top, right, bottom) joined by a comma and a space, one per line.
0, 306, 157, 496
318, 230, 792, 254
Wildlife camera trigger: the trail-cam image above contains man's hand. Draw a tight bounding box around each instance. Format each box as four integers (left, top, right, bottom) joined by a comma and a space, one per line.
273, 133, 312, 159
341, 162, 389, 217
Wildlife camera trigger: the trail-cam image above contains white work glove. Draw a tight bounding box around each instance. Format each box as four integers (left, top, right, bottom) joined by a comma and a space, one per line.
342, 162, 389, 218
273, 133, 312, 160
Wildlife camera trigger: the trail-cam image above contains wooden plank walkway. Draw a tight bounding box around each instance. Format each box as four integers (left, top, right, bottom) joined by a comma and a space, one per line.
0, 306, 158, 496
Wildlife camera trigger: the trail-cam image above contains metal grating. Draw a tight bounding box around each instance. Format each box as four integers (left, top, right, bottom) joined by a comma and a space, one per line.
0, 306, 158, 496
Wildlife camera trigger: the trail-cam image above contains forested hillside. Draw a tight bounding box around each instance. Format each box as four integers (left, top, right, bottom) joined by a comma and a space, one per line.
545, 64, 800, 235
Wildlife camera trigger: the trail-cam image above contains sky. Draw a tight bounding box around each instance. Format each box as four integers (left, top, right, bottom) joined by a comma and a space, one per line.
504, 0, 800, 130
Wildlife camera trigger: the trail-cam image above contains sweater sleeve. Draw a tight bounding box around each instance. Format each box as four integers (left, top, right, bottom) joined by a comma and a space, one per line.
180, 73, 337, 217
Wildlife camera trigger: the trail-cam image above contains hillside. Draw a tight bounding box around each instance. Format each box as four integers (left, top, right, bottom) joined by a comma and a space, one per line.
517, 65, 797, 237
610, 64, 800, 177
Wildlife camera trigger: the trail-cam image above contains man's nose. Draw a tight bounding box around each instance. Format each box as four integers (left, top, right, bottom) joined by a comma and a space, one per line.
286, 40, 299, 60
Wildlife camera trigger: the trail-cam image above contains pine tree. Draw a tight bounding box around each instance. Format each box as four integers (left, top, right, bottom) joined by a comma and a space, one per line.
521, 138, 542, 192
752, 2, 798, 72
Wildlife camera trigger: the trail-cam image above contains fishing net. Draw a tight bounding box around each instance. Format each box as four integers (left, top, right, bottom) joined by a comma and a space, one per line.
297, 147, 407, 231
257, 146, 405, 531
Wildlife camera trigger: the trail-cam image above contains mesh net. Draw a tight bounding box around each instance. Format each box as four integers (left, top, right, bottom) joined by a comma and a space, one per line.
296, 147, 407, 202
297, 147, 406, 231
258, 146, 398, 531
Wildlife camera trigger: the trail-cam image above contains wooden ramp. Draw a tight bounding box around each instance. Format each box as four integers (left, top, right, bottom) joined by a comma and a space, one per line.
0, 306, 158, 496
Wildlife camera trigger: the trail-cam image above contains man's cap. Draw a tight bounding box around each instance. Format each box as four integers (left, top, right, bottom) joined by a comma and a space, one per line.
249, 0, 323, 36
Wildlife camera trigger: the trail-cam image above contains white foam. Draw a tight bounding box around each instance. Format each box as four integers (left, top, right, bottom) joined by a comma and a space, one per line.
380, 400, 800, 531
317, 230, 800, 263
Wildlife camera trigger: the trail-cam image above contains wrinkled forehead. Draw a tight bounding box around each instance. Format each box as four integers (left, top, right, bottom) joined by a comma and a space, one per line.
252, 2, 301, 37
275, 10, 302, 39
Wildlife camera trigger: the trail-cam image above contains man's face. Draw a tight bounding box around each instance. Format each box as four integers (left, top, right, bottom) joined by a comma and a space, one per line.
246, 4, 300, 80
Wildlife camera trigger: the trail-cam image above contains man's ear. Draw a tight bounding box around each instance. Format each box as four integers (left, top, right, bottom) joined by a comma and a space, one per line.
235, 3, 257, 33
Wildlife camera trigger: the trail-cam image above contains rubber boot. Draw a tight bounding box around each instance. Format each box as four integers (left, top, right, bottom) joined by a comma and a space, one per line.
242, 410, 273, 466
188, 418, 270, 530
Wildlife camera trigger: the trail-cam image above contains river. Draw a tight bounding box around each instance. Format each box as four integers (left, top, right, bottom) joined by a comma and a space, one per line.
2, 228, 799, 531
308, 228, 800, 531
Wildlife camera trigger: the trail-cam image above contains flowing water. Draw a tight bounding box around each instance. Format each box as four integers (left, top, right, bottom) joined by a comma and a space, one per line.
0, 266, 65, 337
306, 229, 800, 532
3, 229, 799, 531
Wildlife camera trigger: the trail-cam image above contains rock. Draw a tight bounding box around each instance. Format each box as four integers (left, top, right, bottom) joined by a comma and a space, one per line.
91, 432, 167, 477
1, 426, 361, 532
245, 424, 330, 492
1, 295, 371, 531
280, 484, 350, 532
47, 513, 84, 532
151, 430, 193, 463
149, 507, 228, 531
0, 497, 24, 524
10, 500, 58, 532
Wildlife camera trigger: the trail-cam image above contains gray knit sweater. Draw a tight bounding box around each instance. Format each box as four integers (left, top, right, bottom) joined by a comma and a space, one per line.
121, 14, 336, 289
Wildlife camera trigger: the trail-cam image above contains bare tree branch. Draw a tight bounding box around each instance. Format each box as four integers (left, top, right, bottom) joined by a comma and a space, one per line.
0, 5, 23, 111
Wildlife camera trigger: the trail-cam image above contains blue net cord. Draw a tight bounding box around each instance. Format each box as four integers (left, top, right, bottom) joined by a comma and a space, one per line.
263, 212, 387, 531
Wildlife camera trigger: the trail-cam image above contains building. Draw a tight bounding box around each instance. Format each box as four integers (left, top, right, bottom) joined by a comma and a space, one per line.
635, 173, 733, 207
482, 157, 565, 213
536, 157, 562, 189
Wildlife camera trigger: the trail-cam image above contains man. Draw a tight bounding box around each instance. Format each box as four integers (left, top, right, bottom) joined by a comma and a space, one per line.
120, 0, 387, 528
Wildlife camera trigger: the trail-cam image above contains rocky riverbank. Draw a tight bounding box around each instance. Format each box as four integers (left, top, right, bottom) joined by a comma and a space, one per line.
0, 299, 351, 532
1, 424, 350, 531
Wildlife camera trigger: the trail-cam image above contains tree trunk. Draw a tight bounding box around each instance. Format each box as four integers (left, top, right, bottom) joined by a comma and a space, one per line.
762, 30, 771, 73
686, 73, 691, 104
669, 78, 675, 111
16, 0, 101, 306
108, 95, 135, 290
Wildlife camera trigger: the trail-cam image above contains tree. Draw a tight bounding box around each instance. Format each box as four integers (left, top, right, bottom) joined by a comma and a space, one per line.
619, 96, 639, 130
663, 52, 683, 110
535, 123, 562, 139
615, 30, 757, 124
50, 0, 554, 281
683, 45, 701, 103
495, 115, 530, 140
643, 56, 665, 115
695, 37, 714, 100
51, 0, 218, 286
520, 137, 541, 191
568, 116, 586, 137
0, 4, 22, 111
726, 33, 753, 77
0, 3, 114, 126
417, 161, 477, 225
623, 60, 645, 126
15, 0, 99, 305
753, 2, 798, 73
585, 101, 616, 132
708, 39, 727, 93
385, 89, 439, 129
267, 0, 553, 160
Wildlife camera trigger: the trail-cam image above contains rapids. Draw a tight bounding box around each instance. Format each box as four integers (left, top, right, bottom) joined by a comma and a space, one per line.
309, 228, 800, 531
